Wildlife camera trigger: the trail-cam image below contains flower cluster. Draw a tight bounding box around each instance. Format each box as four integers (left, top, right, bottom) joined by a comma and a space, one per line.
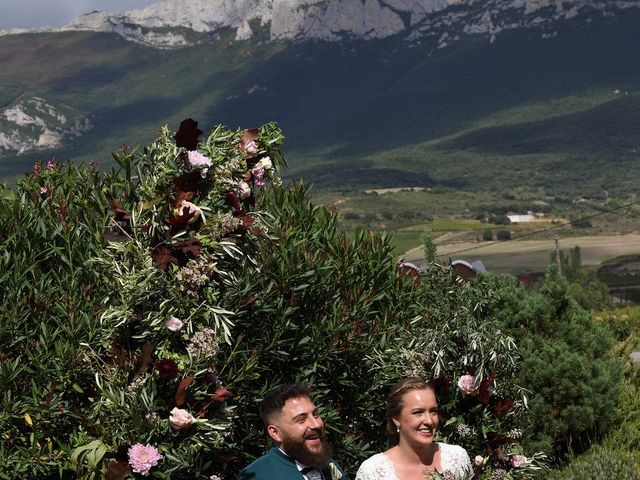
187, 327, 219, 358
72, 119, 286, 478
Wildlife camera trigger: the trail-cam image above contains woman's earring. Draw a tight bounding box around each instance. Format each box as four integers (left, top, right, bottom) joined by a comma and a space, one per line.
396, 425, 400, 433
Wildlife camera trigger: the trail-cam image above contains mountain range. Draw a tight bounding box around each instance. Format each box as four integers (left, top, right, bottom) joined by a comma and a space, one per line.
1, 0, 639, 199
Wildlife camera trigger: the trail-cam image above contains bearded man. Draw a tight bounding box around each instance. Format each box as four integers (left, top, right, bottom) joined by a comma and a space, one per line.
237, 383, 349, 480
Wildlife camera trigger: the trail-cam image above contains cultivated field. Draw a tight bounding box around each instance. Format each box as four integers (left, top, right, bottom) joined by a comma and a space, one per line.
403, 234, 640, 274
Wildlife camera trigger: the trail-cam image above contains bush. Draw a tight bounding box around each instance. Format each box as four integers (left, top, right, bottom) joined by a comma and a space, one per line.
550, 446, 640, 480
483, 229, 493, 241
570, 218, 592, 228
481, 272, 623, 459
493, 214, 511, 225
0, 161, 120, 477
496, 229, 511, 240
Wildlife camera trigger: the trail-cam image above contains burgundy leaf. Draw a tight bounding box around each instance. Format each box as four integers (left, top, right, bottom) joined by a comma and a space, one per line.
106, 460, 132, 480
478, 372, 496, 406
168, 203, 197, 233
131, 341, 155, 380
151, 245, 179, 271
493, 398, 514, 417
173, 118, 202, 150
156, 359, 179, 379
173, 237, 201, 260
225, 192, 242, 212
106, 194, 131, 222
429, 377, 450, 395
173, 172, 202, 198
175, 376, 193, 406
212, 386, 233, 402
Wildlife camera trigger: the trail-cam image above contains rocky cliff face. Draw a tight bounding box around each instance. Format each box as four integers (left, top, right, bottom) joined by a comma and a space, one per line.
0, 97, 92, 155
53, 0, 640, 48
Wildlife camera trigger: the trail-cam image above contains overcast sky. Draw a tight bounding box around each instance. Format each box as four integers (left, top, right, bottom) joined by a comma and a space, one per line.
0, 0, 161, 30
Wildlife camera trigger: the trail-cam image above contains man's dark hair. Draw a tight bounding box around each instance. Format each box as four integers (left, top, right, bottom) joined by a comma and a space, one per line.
259, 383, 311, 426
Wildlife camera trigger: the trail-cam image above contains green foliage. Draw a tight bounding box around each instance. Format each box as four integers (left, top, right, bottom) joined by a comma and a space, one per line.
2, 119, 626, 480
481, 271, 623, 459
551, 247, 612, 311
496, 230, 511, 241
422, 229, 438, 263
482, 229, 493, 241
77, 121, 286, 479
222, 183, 414, 470
0, 160, 120, 477
549, 446, 640, 480
222, 185, 547, 479
491, 215, 511, 226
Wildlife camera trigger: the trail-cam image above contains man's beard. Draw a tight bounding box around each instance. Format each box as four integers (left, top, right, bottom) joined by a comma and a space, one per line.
280, 430, 333, 469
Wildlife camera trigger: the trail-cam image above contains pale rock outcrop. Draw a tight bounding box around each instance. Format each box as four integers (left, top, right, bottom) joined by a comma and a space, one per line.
0, 97, 92, 155
1, 0, 640, 49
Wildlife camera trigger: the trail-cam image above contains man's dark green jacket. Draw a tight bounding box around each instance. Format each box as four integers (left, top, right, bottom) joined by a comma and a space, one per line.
237, 447, 349, 480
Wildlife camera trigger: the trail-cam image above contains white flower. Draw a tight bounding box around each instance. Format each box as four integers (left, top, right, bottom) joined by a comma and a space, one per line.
238, 181, 251, 199
177, 200, 202, 224
169, 407, 195, 430
474, 455, 484, 466
165, 316, 183, 331
259, 156, 272, 170
186, 150, 212, 168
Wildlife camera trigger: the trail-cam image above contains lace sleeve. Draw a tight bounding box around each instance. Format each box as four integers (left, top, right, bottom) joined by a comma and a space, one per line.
439, 443, 473, 479
355, 453, 397, 480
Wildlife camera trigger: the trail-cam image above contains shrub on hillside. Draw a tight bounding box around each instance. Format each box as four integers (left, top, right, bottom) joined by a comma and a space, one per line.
549, 446, 640, 480
477, 272, 623, 459
496, 229, 511, 240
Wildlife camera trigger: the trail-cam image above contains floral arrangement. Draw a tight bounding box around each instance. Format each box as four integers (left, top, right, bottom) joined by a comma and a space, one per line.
71, 119, 285, 479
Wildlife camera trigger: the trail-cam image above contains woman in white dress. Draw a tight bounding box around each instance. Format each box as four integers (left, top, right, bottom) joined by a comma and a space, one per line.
356, 377, 473, 480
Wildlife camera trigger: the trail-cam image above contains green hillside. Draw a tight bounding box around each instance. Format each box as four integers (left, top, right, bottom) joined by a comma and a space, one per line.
1, 11, 639, 200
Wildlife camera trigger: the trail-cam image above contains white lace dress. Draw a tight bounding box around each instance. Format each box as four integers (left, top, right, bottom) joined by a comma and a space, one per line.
355, 443, 473, 480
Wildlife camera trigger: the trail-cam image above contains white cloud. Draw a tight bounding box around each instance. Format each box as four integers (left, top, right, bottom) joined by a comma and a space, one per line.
0, 0, 161, 30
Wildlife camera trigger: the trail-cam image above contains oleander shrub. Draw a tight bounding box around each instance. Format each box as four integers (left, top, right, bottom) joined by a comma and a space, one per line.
0, 161, 122, 478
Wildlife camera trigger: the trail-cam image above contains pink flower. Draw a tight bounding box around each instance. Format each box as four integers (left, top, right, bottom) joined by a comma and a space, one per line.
165, 316, 183, 331
510, 455, 528, 468
457, 374, 478, 395
34, 163, 42, 175
169, 407, 195, 429
474, 455, 484, 466
47, 157, 55, 168
128, 443, 162, 476
238, 181, 251, 199
39, 186, 50, 195
251, 163, 265, 186
243, 139, 258, 156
